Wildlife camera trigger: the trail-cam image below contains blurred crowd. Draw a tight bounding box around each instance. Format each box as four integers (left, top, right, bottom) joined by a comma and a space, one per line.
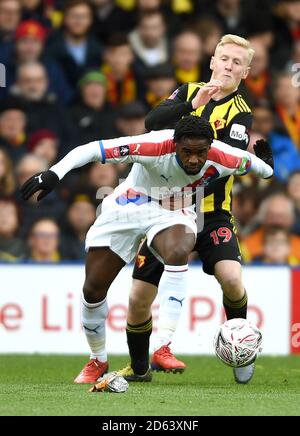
1, 0, 300, 265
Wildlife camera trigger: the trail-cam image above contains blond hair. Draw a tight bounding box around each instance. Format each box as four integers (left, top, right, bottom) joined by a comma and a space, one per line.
215, 34, 255, 66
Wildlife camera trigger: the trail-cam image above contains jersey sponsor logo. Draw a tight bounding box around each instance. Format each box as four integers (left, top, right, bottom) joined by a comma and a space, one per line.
120, 145, 130, 156
229, 124, 248, 141
136, 255, 146, 268
168, 88, 179, 100
214, 118, 226, 130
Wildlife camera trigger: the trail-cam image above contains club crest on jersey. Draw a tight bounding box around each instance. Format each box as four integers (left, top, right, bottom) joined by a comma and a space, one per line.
214, 119, 226, 130
120, 145, 130, 156
136, 255, 146, 268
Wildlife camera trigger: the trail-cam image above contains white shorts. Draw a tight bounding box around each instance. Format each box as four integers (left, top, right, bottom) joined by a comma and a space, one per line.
85, 197, 197, 264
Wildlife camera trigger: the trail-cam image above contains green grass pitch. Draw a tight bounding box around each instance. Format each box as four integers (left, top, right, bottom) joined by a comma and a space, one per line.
0, 355, 300, 416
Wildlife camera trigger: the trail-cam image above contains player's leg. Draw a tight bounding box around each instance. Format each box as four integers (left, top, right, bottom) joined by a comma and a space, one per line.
119, 237, 187, 381
214, 259, 254, 384
149, 224, 195, 372
196, 217, 255, 383
123, 242, 162, 379
196, 216, 247, 320
75, 247, 125, 384
118, 278, 157, 382
214, 260, 247, 320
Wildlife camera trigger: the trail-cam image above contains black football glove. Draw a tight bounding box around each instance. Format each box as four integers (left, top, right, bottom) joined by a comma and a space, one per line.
253, 139, 274, 170
21, 170, 59, 201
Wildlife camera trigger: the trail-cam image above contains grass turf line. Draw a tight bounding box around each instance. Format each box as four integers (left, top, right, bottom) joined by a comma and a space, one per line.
0, 355, 300, 416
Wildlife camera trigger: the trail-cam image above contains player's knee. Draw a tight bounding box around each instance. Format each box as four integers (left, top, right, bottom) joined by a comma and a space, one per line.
221, 276, 244, 300
128, 293, 150, 316
83, 279, 107, 304
163, 245, 191, 265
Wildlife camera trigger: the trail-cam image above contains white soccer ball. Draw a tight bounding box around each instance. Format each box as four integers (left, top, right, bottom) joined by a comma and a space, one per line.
213, 318, 263, 368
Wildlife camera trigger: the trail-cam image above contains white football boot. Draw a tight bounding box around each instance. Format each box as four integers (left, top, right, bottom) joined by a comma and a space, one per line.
233, 363, 255, 384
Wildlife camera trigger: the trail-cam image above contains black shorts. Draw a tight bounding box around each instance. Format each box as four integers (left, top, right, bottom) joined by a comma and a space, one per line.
132, 213, 242, 287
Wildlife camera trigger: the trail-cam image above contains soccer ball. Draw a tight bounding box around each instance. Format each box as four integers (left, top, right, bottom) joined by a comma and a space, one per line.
213, 318, 263, 368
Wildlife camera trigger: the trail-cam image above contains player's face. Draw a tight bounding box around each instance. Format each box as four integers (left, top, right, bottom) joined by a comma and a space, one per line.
210, 43, 250, 92
176, 138, 211, 175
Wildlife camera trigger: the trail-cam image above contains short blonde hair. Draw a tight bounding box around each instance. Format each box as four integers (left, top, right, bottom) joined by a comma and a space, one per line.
215, 34, 255, 66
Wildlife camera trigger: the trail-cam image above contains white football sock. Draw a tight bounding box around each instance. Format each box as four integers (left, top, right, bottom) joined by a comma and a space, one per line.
81, 296, 108, 362
154, 264, 189, 351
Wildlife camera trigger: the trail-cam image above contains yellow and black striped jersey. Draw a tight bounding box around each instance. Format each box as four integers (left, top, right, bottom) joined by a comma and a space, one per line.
145, 81, 252, 215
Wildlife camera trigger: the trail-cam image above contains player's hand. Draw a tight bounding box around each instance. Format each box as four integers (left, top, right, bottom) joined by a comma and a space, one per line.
253, 139, 274, 170
21, 170, 59, 201
191, 80, 222, 109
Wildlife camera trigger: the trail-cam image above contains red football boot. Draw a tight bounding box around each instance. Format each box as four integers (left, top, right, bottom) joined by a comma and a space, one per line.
74, 358, 108, 384
151, 343, 186, 373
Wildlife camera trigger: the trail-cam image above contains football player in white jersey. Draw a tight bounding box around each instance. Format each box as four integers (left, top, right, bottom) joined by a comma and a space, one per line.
21, 116, 273, 384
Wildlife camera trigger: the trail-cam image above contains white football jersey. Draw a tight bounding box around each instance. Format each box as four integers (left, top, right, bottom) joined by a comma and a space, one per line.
51, 129, 273, 207
96, 130, 270, 205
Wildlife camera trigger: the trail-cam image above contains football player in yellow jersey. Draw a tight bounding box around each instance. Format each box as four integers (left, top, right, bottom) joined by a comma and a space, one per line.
118, 35, 257, 384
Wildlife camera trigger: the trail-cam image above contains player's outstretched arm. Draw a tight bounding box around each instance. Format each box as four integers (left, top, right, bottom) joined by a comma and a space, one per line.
247, 139, 274, 179
21, 130, 174, 201
21, 141, 102, 201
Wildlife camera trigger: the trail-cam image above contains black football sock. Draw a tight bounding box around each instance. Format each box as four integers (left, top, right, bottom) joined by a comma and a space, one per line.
126, 317, 152, 375
223, 290, 248, 320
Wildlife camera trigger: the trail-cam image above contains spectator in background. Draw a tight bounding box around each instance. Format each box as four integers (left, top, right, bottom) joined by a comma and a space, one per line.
26, 218, 61, 262
133, 0, 182, 36
129, 10, 169, 76
1, 19, 73, 103
91, 0, 134, 43
0, 197, 25, 260
60, 193, 96, 260
287, 170, 300, 235
252, 226, 300, 266
115, 101, 147, 136
27, 129, 59, 165
172, 31, 203, 86
241, 193, 300, 262
113, 101, 147, 178
252, 103, 300, 182
70, 70, 116, 144
101, 33, 138, 108
194, 17, 222, 82
0, 147, 16, 195
232, 186, 262, 237
0, 100, 27, 162
241, 40, 271, 106
271, 0, 300, 71
87, 162, 118, 199
20, 0, 52, 28
143, 63, 176, 109
10, 62, 75, 153
273, 73, 300, 151
46, 0, 102, 89
0, 0, 21, 47
207, 0, 246, 36
15, 153, 65, 236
